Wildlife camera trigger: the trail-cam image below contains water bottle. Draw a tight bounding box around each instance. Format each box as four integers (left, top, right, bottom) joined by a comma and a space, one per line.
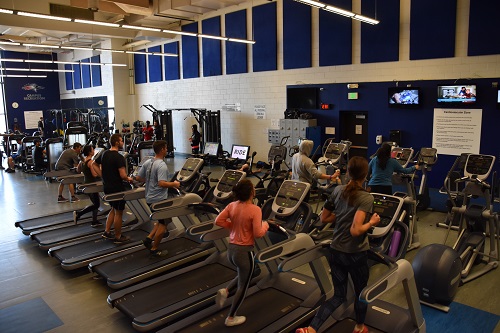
295, 214, 304, 232
388, 229, 402, 258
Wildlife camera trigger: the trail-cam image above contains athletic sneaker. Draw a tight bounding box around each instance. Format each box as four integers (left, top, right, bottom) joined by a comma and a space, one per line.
142, 237, 153, 250
90, 221, 102, 228
58, 196, 69, 203
5, 168, 15, 173
70, 196, 80, 202
225, 316, 246, 327
149, 249, 163, 257
216, 288, 228, 308
102, 231, 115, 239
114, 235, 131, 244
353, 325, 369, 333
73, 211, 78, 224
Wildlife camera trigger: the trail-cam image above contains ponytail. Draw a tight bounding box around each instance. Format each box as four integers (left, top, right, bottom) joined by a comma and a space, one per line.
342, 156, 368, 206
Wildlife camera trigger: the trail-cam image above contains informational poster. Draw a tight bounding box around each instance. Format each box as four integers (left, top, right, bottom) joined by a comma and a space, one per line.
355, 125, 362, 135
222, 103, 241, 112
254, 105, 266, 119
432, 108, 482, 155
24, 110, 43, 129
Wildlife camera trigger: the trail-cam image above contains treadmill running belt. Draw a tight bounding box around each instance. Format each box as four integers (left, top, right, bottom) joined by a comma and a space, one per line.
177, 288, 302, 333
95, 237, 201, 279
17, 211, 78, 231
115, 263, 236, 318
33, 217, 107, 244
323, 318, 385, 333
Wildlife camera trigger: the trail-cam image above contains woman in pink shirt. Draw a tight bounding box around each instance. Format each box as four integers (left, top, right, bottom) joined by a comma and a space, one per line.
214, 179, 269, 327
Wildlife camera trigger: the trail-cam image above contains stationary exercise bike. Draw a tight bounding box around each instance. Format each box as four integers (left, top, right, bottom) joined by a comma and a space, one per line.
412, 154, 499, 312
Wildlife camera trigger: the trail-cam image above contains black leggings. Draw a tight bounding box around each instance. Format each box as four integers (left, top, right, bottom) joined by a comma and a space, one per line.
226, 244, 255, 318
77, 193, 100, 222
310, 249, 369, 331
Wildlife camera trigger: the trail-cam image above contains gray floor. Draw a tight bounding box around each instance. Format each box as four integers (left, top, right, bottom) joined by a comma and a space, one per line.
0, 157, 499, 333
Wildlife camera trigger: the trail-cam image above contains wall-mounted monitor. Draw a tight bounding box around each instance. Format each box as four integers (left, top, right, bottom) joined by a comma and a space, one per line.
497, 89, 500, 109
203, 142, 220, 156
437, 84, 476, 105
287, 87, 319, 109
231, 144, 250, 160
388, 87, 420, 107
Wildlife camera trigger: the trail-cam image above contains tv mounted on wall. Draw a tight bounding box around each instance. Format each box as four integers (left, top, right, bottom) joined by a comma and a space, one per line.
497, 88, 500, 109
437, 84, 476, 105
287, 87, 319, 109
388, 87, 420, 107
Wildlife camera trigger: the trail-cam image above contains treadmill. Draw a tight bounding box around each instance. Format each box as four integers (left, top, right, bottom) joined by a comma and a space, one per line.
107, 170, 272, 332
47, 186, 155, 270
88, 158, 219, 289
30, 181, 135, 250
15, 172, 110, 235
157, 180, 341, 333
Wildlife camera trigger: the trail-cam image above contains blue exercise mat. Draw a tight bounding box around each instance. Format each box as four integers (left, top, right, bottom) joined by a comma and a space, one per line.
0, 297, 63, 333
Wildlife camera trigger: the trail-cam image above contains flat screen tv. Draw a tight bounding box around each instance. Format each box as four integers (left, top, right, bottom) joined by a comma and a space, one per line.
497, 89, 500, 109
203, 142, 220, 156
287, 87, 319, 109
388, 87, 420, 106
437, 84, 476, 105
231, 144, 250, 160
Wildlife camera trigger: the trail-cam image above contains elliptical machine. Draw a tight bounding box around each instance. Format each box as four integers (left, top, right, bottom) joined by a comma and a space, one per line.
412, 154, 499, 312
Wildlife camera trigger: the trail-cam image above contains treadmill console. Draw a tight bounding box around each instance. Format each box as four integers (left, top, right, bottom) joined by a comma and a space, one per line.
176, 158, 204, 182
391, 147, 414, 167
464, 154, 495, 181
213, 170, 246, 199
268, 145, 287, 163
417, 147, 438, 166
272, 180, 311, 216
368, 194, 404, 238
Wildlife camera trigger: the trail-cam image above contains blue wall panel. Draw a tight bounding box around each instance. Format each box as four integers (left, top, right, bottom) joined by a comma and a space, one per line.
361, 0, 399, 63
148, 46, 162, 82
468, 1, 500, 56
410, 0, 456, 60
283, 0, 311, 69
202, 17, 222, 77
90, 55, 102, 87
65, 64, 73, 90
252, 2, 277, 72
164, 42, 180, 81
182, 23, 199, 79
134, 53, 147, 84
319, 0, 352, 66
225, 10, 248, 75
73, 63, 82, 89
81, 58, 91, 88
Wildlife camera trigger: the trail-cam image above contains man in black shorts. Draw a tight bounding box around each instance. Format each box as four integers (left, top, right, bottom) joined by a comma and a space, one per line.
94, 134, 133, 244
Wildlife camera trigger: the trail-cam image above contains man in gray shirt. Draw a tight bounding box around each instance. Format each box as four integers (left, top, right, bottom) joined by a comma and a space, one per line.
55, 142, 82, 203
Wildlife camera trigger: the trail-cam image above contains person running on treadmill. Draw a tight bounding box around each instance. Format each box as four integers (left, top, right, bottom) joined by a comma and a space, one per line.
73, 145, 102, 227
296, 157, 381, 333
367, 143, 418, 195
94, 134, 133, 244
134, 140, 180, 257
55, 142, 83, 202
214, 179, 269, 327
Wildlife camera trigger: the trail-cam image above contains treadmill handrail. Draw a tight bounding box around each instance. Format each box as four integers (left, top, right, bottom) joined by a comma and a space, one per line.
57, 174, 85, 184
149, 193, 203, 220
278, 243, 329, 272
186, 221, 219, 236
255, 233, 315, 263
103, 187, 145, 201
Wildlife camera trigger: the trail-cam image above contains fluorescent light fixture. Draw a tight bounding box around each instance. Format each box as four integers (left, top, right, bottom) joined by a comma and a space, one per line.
24, 43, 59, 49
122, 25, 161, 32
295, 0, 325, 8
324, 5, 355, 17
197, 34, 228, 41
0, 67, 29, 71
228, 38, 256, 44
125, 50, 149, 55
0, 8, 14, 14
18, 11, 71, 22
74, 19, 120, 27
293, 0, 379, 24
0, 58, 24, 62
0, 74, 47, 78
152, 52, 177, 57
163, 29, 197, 37
0, 68, 74, 73
25, 60, 54, 64
353, 14, 379, 25
53, 61, 80, 65
60, 46, 94, 51
0, 58, 125, 66
0, 41, 21, 46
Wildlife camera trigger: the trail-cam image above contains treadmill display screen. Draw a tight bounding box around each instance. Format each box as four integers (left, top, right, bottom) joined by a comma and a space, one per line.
203, 142, 219, 156
179, 158, 202, 177
67, 133, 87, 147
275, 182, 307, 208
139, 148, 155, 161
465, 154, 495, 180
391, 147, 413, 167
372, 196, 398, 218
324, 143, 344, 160
217, 170, 243, 193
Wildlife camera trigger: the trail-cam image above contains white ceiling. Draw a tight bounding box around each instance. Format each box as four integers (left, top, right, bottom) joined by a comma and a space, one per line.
0, 0, 250, 53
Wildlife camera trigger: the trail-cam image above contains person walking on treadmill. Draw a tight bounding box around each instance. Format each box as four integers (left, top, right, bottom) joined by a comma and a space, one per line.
214, 179, 269, 327
55, 142, 83, 202
296, 157, 381, 333
94, 134, 133, 244
367, 143, 418, 195
134, 140, 180, 257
